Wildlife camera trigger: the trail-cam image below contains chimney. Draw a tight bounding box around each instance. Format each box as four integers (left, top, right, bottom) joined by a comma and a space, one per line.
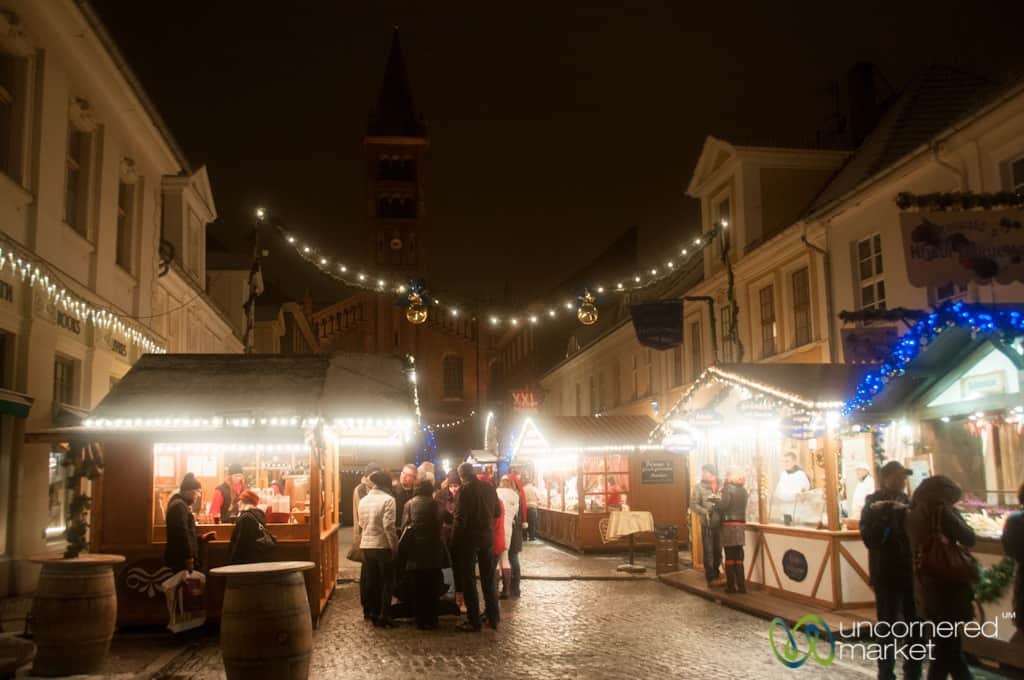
847, 62, 880, 146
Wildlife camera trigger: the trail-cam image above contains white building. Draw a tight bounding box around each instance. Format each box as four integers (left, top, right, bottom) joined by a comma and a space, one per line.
0, 0, 241, 596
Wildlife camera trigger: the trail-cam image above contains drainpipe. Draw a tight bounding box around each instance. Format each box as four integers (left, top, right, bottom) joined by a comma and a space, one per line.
801, 224, 837, 363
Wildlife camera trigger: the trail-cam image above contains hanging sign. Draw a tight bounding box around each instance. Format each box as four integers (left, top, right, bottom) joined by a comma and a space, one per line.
841, 326, 899, 364
688, 409, 722, 427
900, 209, 1024, 286
641, 459, 674, 484
511, 390, 539, 411
630, 301, 683, 350
662, 431, 695, 454
781, 412, 823, 440
737, 397, 780, 420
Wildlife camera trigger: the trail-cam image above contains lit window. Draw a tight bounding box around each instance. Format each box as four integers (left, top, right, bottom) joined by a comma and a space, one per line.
856, 234, 886, 311
442, 355, 463, 399
689, 320, 702, 379
116, 181, 134, 270
64, 125, 91, 234
721, 305, 736, 363
1010, 157, 1024, 193
792, 268, 811, 347
760, 285, 777, 357
0, 52, 25, 182
53, 355, 76, 406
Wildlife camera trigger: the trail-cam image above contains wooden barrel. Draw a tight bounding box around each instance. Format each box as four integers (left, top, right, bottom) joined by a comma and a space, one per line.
216, 561, 314, 680
29, 554, 124, 677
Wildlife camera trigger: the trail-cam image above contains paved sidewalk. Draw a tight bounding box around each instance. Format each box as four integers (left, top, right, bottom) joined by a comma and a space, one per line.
338, 526, 675, 581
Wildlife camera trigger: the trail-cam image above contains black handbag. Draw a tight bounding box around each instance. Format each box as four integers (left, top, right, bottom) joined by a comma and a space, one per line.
915, 509, 978, 585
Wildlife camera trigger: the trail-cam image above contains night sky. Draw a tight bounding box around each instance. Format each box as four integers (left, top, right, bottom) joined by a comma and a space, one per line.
91, 1, 1024, 307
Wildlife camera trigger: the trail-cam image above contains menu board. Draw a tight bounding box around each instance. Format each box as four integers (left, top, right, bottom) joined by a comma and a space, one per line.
641, 460, 674, 484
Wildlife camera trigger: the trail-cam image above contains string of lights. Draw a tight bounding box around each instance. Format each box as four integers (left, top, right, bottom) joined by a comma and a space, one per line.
270, 211, 725, 328
425, 410, 476, 432
0, 238, 164, 354
843, 301, 1024, 415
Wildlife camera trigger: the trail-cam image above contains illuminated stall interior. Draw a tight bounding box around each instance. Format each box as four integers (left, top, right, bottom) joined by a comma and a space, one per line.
844, 302, 1024, 659
510, 415, 688, 552
654, 363, 872, 610
31, 353, 418, 628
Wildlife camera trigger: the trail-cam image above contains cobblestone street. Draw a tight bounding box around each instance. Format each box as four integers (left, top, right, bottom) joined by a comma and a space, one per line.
157, 577, 878, 680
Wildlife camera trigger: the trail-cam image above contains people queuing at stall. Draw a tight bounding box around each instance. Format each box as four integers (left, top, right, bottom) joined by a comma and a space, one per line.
690, 464, 723, 588
719, 466, 748, 594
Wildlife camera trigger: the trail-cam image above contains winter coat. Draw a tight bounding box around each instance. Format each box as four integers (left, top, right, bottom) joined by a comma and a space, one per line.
227, 507, 276, 565
497, 487, 520, 554
1002, 510, 1024, 632
164, 493, 199, 572
434, 485, 458, 546
906, 476, 976, 624
400, 490, 448, 571
394, 484, 416, 529
492, 501, 506, 556
859, 489, 913, 590
690, 478, 720, 527
453, 476, 501, 548
718, 482, 748, 547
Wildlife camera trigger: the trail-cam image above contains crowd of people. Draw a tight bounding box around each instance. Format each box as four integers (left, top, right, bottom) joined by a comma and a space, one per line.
692, 461, 1024, 680
353, 461, 534, 632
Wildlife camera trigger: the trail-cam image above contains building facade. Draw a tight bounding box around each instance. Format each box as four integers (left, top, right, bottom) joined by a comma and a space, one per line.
0, 0, 240, 596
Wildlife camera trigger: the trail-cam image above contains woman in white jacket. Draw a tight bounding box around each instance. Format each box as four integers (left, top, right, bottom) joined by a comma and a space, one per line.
496, 477, 520, 599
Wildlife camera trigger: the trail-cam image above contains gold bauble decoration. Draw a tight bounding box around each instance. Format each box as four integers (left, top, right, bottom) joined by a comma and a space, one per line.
577, 292, 599, 326
406, 293, 428, 325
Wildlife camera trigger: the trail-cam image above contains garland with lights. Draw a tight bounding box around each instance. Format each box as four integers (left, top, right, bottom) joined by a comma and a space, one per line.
0, 239, 164, 354
425, 410, 476, 432
275, 218, 724, 327
895, 191, 1024, 211
843, 301, 1024, 415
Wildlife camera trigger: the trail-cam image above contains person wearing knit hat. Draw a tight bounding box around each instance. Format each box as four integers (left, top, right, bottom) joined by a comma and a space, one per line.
228, 488, 276, 565
165, 473, 204, 572
211, 462, 245, 523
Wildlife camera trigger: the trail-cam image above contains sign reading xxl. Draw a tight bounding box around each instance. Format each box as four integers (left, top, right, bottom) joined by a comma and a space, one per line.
900, 209, 1024, 286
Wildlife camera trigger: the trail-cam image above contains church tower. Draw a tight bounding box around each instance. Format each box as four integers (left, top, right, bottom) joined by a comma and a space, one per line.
366, 27, 428, 277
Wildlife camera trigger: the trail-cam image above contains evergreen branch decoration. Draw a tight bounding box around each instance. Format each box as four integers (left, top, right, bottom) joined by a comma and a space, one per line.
62, 440, 104, 559
896, 191, 1024, 211
975, 556, 1016, 604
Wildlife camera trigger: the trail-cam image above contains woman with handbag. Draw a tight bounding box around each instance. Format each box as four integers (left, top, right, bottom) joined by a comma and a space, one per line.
400, 477, 448, 629
906, 475, 977, 680
227, 490, 277, 565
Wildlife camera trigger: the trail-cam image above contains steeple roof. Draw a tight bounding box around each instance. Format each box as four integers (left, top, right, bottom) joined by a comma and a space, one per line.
368, 27, 426, 137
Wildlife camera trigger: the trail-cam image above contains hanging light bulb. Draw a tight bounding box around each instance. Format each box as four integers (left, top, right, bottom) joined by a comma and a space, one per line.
406, 292, 428, 325
577, 290, 599, 326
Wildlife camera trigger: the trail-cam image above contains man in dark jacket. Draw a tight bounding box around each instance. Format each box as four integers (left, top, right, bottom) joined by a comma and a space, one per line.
690, 464, 723, 586
860, 461, 920, 680
394, 464, 417, 529
400, 480, 448, 629
453, 462, 501, 631
165, 473, 206, 572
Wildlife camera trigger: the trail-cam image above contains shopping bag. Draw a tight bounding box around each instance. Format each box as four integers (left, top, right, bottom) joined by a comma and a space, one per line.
161, 569, 207, 634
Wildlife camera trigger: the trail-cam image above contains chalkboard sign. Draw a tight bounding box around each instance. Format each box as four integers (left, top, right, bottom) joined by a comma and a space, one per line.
782, 549, 809, 582
641, 460, 674, 484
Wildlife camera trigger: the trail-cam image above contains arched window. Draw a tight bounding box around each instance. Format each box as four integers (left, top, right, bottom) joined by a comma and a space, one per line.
442, 355, 464, 399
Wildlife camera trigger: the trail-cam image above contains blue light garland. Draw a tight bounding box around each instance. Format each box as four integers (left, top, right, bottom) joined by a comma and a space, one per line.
843, 301, 1024, 415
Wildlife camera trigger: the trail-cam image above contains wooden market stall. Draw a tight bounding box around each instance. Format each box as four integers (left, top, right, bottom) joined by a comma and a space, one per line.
845, 302, 1024, 666
653, 363, 872, 611
28, 353, 418, 628
510, 415, 688, 552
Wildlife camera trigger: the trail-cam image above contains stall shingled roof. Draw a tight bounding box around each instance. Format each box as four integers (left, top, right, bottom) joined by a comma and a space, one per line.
85, 353, 416, 422
92, 354, 329, 419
